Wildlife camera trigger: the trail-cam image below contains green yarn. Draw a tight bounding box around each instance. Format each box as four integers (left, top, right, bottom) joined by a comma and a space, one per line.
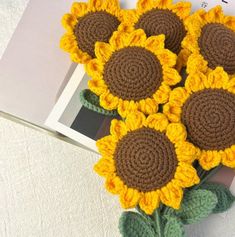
164, 215, 185, 237
79, 89, 118, 116
176, 189, 218, 224
199, 182, 235, 214
119, 211, 156, 237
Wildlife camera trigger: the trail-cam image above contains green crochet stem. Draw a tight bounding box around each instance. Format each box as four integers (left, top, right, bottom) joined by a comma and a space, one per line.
79, 89, 118, 116
154, 208, 163, 237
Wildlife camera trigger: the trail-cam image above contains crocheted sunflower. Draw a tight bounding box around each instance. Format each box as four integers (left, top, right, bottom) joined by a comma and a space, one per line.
126, 0, 191, 69
60, 0, 127, 64
95, 112, 200, 214
164, 67, 235, 171
182, 6, 235, 76
86, 29, 181, 118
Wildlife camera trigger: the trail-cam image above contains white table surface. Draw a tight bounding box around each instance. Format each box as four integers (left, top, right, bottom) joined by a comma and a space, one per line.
1, 1, 235, 237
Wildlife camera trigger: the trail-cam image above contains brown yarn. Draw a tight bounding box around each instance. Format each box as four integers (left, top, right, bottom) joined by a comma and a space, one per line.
182, 89, 235, 150
114, 127, 178, 192
74, 11, 120, 58
198, 23, 235, 75
135, 9, 186, 54
103, 46, 163, 101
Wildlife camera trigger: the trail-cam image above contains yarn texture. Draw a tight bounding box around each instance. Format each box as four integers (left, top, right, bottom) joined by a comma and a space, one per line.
86, 29, 180, 118
94, 111, 199, 215
80, 89, 118, 116
124, 0, 191, 70
135, 9, 186, 54
60, 0, 128, 64
164, 67, 235, 170
200, 182, 235, 213
182, 6, 235, 76
175, 189, 218, 224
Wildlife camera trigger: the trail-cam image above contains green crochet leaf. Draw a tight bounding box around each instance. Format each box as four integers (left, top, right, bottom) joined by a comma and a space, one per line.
79, 89, 118, 116
119, 211, 156, 237
164, 215, 185, 237
176, 189, 218, 224
199, 182, 235, 213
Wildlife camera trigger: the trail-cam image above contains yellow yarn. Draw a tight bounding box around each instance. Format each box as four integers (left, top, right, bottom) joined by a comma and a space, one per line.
86, 29, 181, 118
94, 111, 200, 214
182, 6, 235, 76
164, 67, 235, 170
60, 0, 128, 64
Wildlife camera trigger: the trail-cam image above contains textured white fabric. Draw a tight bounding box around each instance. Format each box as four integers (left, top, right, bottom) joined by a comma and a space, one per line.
0, 117, 122, 237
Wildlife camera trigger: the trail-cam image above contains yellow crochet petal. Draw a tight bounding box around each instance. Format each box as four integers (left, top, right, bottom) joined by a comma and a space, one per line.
176, 141, 200, 163
110, 119, 128, 140
106, 175, 125, 194
169, 87, 189, 106
160, 181, 183, 209
174, 162, 200, 188
100, 92, 119, 110
144, 113, 169, 132
186, 54, 208, 74
60, 33, 77, 53
86, 59, 104, 78
224, 16, 235, 31
139, 191, 160, 215
103, 0, 120, 9
71, 2, 88, 18
96, 135, 117, 157
163, 67, 181, 86
185, 72, 206, 93
125, 111, 146, 131
61, 14, 77, 32
153, 83, 171, 104
94, 157, 115, 177
109, 31, 126, 50
117, 100, 138, 118
166, 123, 187, 144
120, 188, 141, 209
125, 29, 147, 46
145, 35, 165, 52
70, 49, 91, 64
170, 2, 191, 20
155, 0, 172, 9
156, 49, 177, 67
176, 48, 191, 72
88, 0, 103, 10
199, 151, 222, 171
205, 6, 223, 23
163, 103, 182, 123
181, 34, 199, 53
225, 77, 235, 93
222, 146, 235, 168
88, 78, 107, 96
138, 98, 158, 115
95, 42, 114, 62
137, 0, 154, 11
206, 67, 229, 89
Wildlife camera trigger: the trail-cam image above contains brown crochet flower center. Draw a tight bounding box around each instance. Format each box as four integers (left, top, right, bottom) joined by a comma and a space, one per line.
114, 127, 178, 192
103, 46, 163, 101
74, 11, 120, 58
135, 9, 186, 54
182, 89, 235, 150
198, 23, 235, 74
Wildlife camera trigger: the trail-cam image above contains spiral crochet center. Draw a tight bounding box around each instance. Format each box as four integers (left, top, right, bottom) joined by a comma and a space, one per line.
74, 11, 120, 58
198, 23, 235, 74
135, 9, 186, 54
182, 89, 235, 150
103, 46, 163, 101
114, 127, 178, 192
